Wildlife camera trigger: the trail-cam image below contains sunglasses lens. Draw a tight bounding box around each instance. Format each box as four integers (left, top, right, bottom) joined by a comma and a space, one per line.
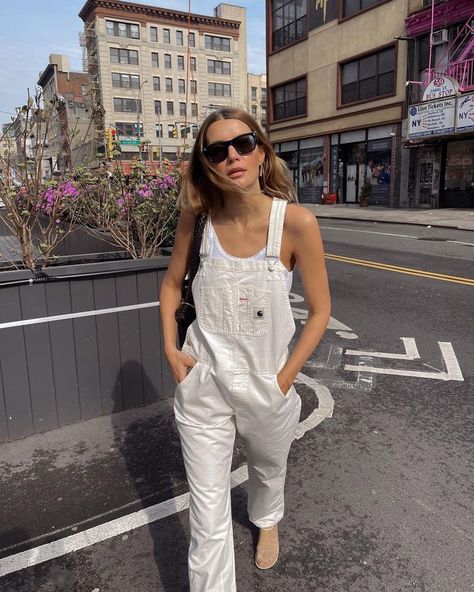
234, 134, 256, 155
206, 144, 228, 163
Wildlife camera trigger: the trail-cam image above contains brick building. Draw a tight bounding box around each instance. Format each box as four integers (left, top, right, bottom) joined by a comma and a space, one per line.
38, 54, 96, 173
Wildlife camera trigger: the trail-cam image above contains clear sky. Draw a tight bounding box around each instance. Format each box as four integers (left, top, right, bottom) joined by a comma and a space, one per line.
0, 0, 265, 125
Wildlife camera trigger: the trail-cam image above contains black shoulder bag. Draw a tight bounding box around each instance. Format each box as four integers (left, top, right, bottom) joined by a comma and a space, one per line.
175, 213, 207, 348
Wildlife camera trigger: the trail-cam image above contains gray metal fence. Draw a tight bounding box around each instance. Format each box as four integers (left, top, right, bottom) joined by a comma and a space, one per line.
0, 257, 174, 442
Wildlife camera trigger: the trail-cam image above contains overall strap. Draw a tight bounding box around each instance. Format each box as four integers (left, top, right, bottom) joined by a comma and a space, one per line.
265, 198, 287, 264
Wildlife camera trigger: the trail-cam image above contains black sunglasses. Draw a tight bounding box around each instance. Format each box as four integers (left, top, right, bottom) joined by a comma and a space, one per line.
203, 131, 259, 163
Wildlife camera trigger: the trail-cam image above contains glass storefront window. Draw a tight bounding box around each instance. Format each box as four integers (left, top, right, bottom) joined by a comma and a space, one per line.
445, 140, 474, 192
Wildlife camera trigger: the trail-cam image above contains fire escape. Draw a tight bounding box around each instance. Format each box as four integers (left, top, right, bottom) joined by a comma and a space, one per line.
407, 0, 474, 92
79, 21, 105, 161
425, 18, 474, 91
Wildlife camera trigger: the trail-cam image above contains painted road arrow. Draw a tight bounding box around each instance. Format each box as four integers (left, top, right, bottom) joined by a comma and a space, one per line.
344, 339, 464, 381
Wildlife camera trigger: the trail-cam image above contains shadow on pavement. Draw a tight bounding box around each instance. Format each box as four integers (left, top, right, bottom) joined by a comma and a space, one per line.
112, 361, 190, 591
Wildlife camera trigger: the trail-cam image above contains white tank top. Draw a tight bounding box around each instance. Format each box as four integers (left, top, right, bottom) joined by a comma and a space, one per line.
208, 220, 293, 292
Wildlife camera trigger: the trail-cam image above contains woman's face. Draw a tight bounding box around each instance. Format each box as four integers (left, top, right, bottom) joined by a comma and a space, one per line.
204, 119, 265, 193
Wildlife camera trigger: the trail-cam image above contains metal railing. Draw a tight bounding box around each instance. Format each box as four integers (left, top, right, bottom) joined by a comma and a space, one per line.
423, 57, 474, 91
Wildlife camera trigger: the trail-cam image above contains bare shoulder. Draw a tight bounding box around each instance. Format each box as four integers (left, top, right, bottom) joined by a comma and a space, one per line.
284, 203, 319, 235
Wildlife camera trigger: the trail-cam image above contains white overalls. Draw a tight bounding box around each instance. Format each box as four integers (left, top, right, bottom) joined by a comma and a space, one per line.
175, 198, 302, 592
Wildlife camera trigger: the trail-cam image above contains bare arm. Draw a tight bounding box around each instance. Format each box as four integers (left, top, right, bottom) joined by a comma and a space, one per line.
278, 207, 331, 394
159, 207, 198, 383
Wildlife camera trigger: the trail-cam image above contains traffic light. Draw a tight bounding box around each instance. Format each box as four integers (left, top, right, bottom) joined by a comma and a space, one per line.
111, 128, 120, 153
172, 124, 178, 138
105, 128, 112, 158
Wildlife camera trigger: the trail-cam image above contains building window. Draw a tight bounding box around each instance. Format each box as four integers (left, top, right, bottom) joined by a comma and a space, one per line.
153, 76, 160, 91
189, 32, 196, 47
168, 124, 175, 138
165, 77, 173, 92
271, 0, 307, 51
154, 100, 162, 115
341, 46, 395, 105
208, 82, 232, 97
113, 97, 142, 113
106, 20, 140, 39
251, 86, 257, 100
110, 48, 139, 65
164, 54, 172, 68
150, 26, 158, 42
190, 57, 196, 71
342, 0, 386, 18
191, 102, 198, 116
180, 102, 186, 116
177, 55, 185, 70
116, 121, 143, 137
192, 124, 198, 139
208, 60, 231, 75
176, 30, 184, 45
262, 87, 267, 101
167, 101, 174, 115
178, 79, 185, 93
205, 35, 230, 52
190, 80, 197, 94
272, 77, 306, 120
252, 105, 257, 116
163, 28, 170, 44
112, 73, 140, 89
151, 52, 159, 67
156, 123, 163, 138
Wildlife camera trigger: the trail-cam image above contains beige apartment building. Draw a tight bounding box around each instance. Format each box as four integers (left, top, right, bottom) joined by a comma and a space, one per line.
247, 73, 268, 132
79, 0, 248, 164
266, 0, 409, 206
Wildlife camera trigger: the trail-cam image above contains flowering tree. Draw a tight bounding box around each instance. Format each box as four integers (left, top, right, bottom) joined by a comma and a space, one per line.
75, 157, 183, 259
0, 90, 94, 270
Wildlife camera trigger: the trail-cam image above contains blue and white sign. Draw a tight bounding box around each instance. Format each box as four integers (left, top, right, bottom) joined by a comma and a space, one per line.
408, 99, 456, 138
456, 93, 474, 133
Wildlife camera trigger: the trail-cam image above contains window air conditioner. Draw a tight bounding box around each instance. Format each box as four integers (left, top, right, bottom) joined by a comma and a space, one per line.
432, 29, 448, 45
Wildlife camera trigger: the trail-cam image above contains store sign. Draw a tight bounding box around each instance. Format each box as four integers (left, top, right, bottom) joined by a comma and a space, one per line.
456, 93, 474, 133
422, 76, 459, 101
408, 99, 456, 138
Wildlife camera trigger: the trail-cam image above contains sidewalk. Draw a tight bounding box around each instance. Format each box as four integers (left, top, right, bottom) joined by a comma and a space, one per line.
302, 204, 474, 231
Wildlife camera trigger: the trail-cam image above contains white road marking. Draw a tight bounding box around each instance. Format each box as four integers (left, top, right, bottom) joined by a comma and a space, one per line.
320, 226, 418, 239
447, 240, 474, 247
345, 337, 420, 360
0, 371, 332, 577
344, 342, 463, 381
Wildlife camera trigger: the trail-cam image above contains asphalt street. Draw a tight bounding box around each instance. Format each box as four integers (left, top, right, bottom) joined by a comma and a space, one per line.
0, 218, 473, 592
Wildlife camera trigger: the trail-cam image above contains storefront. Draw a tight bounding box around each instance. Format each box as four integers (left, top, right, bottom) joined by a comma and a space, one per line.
332, 125, 395, 206
407, 86, 474, 208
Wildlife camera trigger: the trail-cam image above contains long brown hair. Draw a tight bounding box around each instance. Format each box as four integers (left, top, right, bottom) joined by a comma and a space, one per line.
179, 108, 297, 214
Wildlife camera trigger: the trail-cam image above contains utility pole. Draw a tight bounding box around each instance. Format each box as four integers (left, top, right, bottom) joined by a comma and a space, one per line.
136, 80, 148, 160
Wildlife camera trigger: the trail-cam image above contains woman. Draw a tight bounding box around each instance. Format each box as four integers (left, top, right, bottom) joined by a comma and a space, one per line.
160, 108, 330, 591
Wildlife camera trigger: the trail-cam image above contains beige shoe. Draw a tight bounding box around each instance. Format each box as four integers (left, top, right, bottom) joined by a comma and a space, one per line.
255, 524, 279, 570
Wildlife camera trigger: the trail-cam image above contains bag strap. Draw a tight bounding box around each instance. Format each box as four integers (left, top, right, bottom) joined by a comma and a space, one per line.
183, 213, 207, 304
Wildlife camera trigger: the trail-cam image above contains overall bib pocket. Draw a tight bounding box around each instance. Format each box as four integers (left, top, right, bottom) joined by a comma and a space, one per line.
199, 284, 270, 336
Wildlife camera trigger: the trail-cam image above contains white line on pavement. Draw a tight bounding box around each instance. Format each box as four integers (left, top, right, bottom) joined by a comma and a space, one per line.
319, 226, 418, 239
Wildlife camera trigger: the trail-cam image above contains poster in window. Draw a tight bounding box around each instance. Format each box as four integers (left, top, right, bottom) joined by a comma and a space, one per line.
298, 147, 324, 204
308, 0, 338, 30
366, 138, 392, 206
